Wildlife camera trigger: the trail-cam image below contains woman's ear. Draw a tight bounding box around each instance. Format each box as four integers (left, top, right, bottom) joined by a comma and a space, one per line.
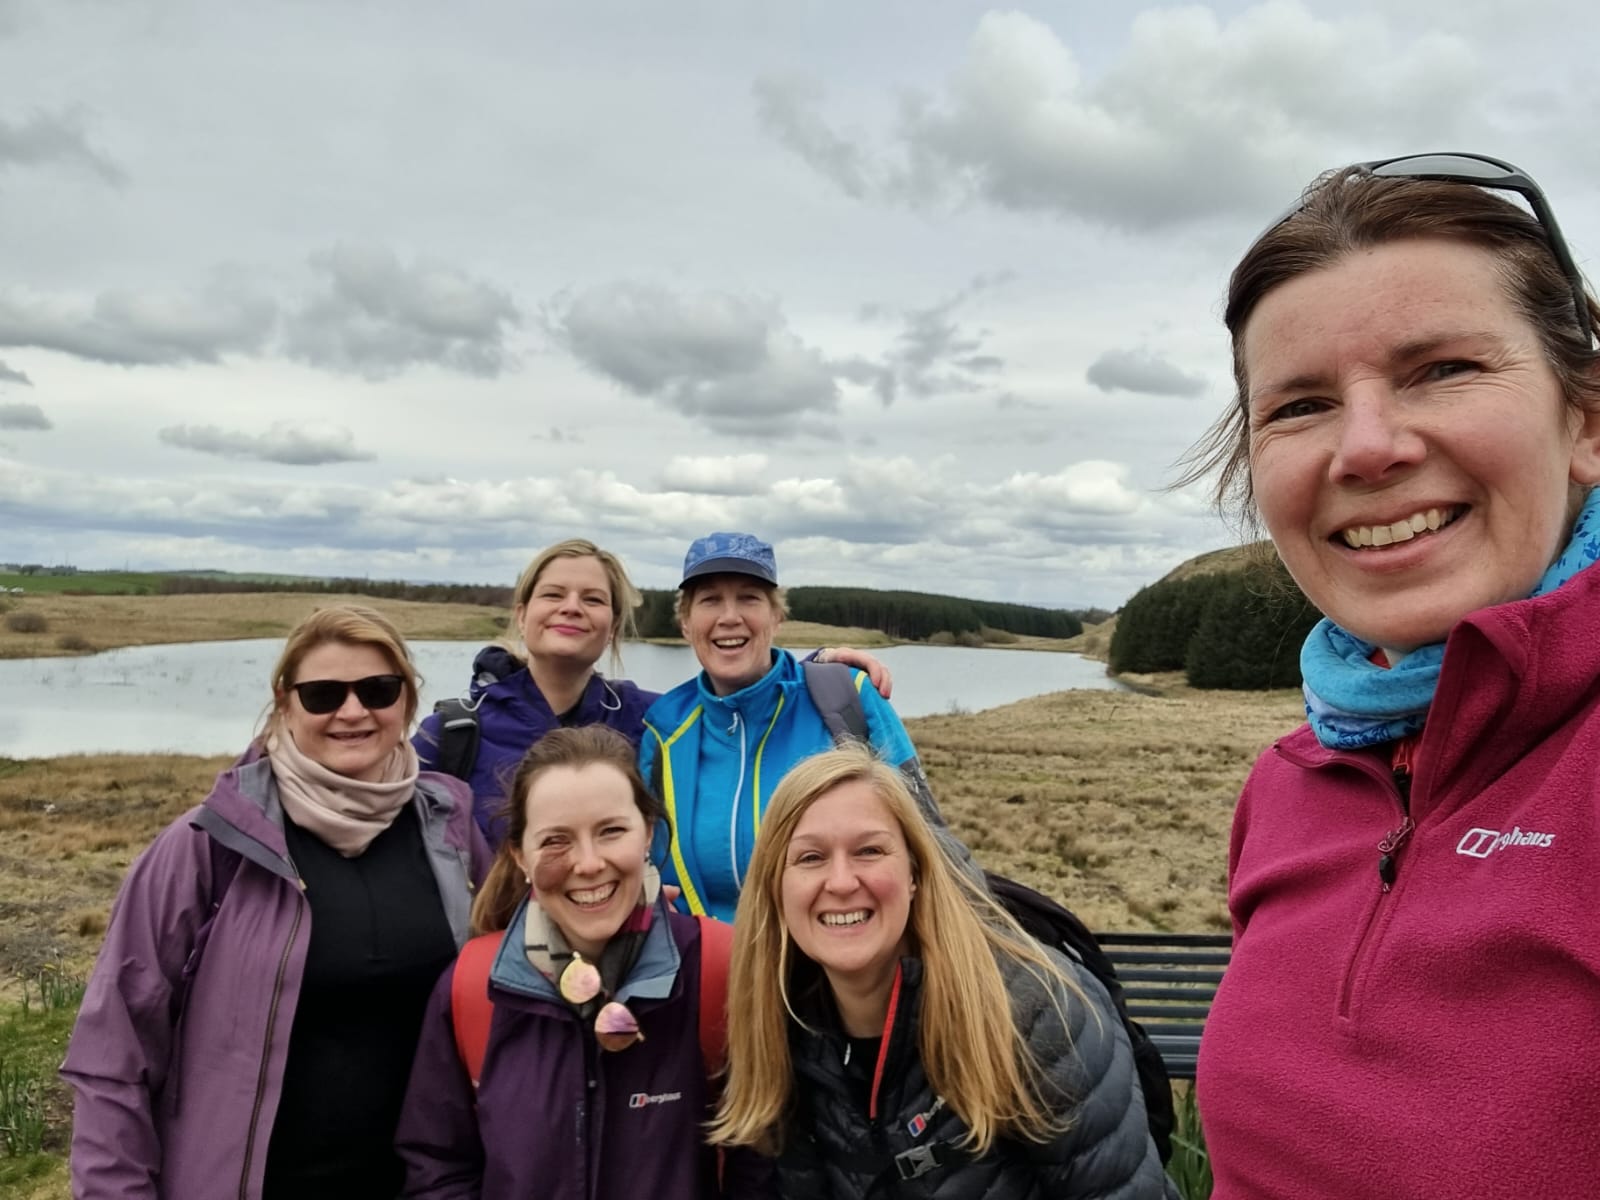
1571, 399, 1600, 486
509, 845, 529, 882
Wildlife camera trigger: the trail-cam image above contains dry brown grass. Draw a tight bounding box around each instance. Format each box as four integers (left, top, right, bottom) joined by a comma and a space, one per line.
910, 681, 1304, 933
1062, 617, 1115, 662
0, 592, 507, 660
0, 754, 231, 992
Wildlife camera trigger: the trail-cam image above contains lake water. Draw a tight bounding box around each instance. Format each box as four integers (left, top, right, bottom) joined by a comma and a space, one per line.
0, 640, 1123, 758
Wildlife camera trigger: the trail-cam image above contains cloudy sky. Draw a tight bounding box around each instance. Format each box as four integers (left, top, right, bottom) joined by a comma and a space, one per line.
2, 0, 1596, 608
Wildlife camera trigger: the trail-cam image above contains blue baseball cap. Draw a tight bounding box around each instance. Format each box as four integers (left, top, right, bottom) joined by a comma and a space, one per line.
680, 531, 778, 587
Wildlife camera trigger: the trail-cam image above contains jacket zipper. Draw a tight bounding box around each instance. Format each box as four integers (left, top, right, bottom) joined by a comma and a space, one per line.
237, 881, 305, 1199
1336, 767, 1412, 1019
578, 1022, 598, 1197
727, 711, 746, 889
1378, 768, 1415, 891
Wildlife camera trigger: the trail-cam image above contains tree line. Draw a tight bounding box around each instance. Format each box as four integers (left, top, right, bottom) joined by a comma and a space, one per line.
161, 574, 1083, 643
160, 575, 515, 608
1108, 564, 1321, 689
634, 586, 1081, 640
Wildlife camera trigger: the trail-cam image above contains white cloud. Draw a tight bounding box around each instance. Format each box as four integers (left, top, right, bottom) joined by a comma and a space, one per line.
282, 245, 521, 380
753, 76, 872, 200
0, 106, 125, 185
759, 3, 1487, 229
158, 421, 376, 466
0, 359, 29, 385
1086, 348, 1207, 397
548, 282, 847, 436
0, 274, 276, 366
0, 401, 49, 430
659, 453, 771, 495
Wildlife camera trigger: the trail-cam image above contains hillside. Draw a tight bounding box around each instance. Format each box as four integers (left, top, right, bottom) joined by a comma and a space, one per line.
1154, 540, 1278, 585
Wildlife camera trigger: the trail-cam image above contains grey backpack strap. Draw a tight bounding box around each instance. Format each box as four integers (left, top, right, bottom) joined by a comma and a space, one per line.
431, 697, 482, 781
801, 660, 972, 877
801, 660, 869, 745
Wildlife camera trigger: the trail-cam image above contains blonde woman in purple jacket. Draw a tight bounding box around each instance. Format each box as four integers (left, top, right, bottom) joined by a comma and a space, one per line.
63, 606, 490, 1200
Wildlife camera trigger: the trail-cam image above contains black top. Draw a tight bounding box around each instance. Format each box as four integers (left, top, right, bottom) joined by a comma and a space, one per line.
264, 801, 457, 1200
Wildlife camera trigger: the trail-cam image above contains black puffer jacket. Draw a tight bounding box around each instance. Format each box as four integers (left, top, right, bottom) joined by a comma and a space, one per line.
771, 953, 1173, 1200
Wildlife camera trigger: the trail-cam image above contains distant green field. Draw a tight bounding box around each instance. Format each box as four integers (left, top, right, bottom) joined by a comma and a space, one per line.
0, 570, 318, 596
0, 571, 172, 595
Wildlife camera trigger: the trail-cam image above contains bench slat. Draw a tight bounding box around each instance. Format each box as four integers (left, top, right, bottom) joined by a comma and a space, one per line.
1090, 930, 1232, 1084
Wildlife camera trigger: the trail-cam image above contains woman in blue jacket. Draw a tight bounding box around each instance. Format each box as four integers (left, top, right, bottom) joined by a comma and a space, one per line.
396, 725, 760, 1200
640, 532, 930, 922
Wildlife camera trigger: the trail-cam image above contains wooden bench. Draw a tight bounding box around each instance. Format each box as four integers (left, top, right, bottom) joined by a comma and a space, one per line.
1094, 931, 1232, 1081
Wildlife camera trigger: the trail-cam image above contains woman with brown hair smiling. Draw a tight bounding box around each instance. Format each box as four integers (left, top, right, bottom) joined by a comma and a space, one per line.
1188, 154, 1600, 1198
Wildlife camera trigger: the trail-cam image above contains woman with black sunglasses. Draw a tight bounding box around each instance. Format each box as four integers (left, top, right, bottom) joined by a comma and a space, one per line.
64, 605, 492, 1200
1185, 155, 1600, 1198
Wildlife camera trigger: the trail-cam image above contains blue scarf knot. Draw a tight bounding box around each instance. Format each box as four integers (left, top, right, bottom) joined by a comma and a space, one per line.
1301, 490, 1600, 750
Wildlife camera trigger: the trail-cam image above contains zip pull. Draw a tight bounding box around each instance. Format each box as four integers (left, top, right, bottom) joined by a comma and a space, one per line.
727, 711, 739, 735
1377, 816, 1415, 892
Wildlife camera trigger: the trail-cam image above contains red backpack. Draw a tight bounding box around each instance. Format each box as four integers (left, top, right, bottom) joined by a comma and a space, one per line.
450, 915, 734, 1086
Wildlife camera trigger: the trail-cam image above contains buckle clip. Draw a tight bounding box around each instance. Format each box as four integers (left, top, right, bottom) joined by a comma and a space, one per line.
894, 1145, 941, 1180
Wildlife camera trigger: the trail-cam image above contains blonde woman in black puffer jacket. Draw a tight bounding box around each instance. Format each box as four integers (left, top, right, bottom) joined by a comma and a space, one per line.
710, 745, 1173, 1200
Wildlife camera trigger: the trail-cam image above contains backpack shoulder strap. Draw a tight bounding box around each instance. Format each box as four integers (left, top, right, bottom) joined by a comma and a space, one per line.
695, 915, 734, 1076
432, 698, 482, 782
801, 659, 869, 745
450, 933, 500, 1087
177, 836, 241, 1023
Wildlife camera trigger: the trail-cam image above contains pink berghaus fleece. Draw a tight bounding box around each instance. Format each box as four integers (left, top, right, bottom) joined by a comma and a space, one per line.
1198, 563, 1600, 1200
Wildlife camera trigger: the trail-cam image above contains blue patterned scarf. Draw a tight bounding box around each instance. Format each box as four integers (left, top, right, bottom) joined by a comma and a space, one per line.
1301, 489, 1600, 750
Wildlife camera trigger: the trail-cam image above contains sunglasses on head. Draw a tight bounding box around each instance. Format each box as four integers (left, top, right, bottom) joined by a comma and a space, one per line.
1273, 151, 1594, 346
288, 674, 406, 715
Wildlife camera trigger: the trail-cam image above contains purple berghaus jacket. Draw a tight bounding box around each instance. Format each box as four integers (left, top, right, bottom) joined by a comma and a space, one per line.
396, 897, 768, 1200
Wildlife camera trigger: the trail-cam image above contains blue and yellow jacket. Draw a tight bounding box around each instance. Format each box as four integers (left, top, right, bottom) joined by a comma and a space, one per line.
639, 649, 917, 922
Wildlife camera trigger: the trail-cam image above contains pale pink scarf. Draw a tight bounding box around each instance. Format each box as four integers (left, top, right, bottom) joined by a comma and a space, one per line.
265, 728, 420, 857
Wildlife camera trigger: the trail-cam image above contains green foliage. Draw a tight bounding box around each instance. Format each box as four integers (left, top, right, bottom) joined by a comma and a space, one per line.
1185, 570, 1320, 690
1109, 576, 1220, 674
0, 570, 167, 595
1166, 1085, 1213, 1199
636, 589, 679, 638
20, 965, 85, 1015
0, 1060, 45, 1157
786, 586, 1081, 641
1110, 562, 1319, 690
0, 989, 78, 1171
637, 585, 1082, 643
158, 573, 512, 607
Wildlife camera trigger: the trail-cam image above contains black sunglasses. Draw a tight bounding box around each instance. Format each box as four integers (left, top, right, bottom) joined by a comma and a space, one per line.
289, 674, 406, 715
1272, 151, 1594, 346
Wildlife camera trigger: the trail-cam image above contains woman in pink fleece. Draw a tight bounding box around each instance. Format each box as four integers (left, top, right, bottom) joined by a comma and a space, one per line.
1187, 155, 1600, 1199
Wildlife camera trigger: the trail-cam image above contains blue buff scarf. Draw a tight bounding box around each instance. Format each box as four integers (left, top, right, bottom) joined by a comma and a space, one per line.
1301, 489, 1600, 750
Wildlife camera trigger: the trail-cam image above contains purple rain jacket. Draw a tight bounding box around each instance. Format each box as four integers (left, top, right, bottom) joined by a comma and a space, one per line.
396, 898, 762, 1200
61, 752, 491, 1200
414, 645, 658, 843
